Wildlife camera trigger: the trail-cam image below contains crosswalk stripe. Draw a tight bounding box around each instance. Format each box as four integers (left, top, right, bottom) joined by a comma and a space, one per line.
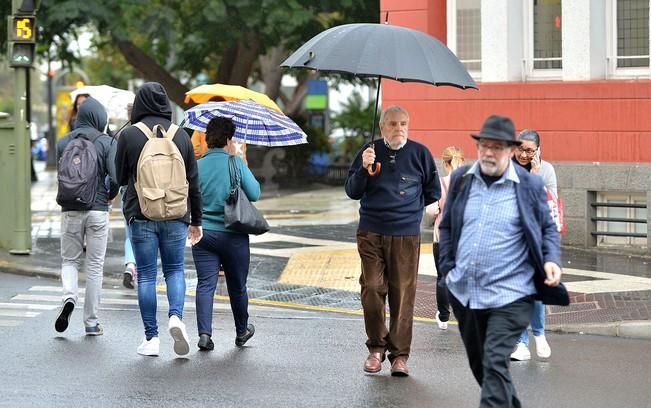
11, 294, 198, 310
0, 303, 58, 310
0, 310, 40, 317
28, 286, 139, 297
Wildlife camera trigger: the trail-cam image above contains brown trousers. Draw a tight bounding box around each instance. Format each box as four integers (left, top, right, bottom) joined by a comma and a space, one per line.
356, 230, 420, 361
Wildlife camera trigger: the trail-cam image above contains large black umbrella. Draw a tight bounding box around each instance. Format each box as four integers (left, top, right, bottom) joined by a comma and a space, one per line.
281, 21, 478, 175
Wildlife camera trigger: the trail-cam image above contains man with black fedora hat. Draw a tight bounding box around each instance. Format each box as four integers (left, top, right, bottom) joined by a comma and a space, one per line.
438, 114, 567, 407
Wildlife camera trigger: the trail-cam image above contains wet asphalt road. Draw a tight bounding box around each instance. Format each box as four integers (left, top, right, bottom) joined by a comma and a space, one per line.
1, 272, 650, 408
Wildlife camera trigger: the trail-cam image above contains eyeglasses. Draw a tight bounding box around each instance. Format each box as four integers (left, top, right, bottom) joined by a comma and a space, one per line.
516, 146, 538, 155
477, 142, 511, 153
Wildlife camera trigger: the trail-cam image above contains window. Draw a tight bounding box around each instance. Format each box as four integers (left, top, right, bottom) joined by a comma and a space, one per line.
447, 0, 481, 76
616, 0, 649, 68
456, 0, 481, 71
533, 0, 562, 70
595, 192, 647, 247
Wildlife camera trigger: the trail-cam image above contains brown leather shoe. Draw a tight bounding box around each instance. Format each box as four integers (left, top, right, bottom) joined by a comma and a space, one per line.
363, 352, 384, 373
390, 357, 409, 377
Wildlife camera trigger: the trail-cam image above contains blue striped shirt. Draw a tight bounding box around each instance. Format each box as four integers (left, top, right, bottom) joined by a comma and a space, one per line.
446, 162, 536, 309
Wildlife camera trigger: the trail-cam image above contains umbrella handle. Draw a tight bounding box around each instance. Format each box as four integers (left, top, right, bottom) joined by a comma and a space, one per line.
366, 162, 381, 176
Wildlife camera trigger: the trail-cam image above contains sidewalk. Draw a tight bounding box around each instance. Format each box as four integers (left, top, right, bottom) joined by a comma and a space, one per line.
2, 162, 651, 339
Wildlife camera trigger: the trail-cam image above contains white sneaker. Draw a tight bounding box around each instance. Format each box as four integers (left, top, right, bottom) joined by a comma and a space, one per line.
168, 315, 190, 356
510, 342, 531, 361
137, 336, 160, 356
534, 335, 552, 358
435, 311, 448, 330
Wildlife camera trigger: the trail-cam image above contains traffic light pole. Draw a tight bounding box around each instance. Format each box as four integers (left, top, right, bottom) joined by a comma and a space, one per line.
10, 66, 32, 254
1, 0, 36, 254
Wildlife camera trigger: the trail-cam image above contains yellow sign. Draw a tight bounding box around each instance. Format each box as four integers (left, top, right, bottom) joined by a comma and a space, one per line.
12, 16, 35, 42
56, 90, 73, 139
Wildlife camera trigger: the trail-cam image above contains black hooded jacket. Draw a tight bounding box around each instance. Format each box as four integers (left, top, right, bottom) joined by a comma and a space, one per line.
56, 96, 119, 211
115, 82, 202, 226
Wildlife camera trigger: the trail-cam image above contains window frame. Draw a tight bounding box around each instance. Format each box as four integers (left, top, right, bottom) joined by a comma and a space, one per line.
595, 192, 647, 247
606, 0, 650, 79
446, 0, 482, 81
523, 0, 563, 80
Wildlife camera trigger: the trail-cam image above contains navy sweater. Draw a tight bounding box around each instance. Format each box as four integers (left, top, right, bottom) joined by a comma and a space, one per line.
345, 139, 440, 236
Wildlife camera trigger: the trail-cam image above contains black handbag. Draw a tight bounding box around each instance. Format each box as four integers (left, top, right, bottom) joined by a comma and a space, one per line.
224, 156, 270, 235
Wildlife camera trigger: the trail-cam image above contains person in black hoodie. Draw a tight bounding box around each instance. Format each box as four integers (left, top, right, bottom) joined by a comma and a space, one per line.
54, 96, 119, 337
115, 82, 203, 357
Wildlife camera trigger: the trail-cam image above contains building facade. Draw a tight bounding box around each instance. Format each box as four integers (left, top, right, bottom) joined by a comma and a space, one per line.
380, 0, 651, 250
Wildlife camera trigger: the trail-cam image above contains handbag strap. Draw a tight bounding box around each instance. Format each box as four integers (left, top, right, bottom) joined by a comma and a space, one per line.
228, 155, 241, 194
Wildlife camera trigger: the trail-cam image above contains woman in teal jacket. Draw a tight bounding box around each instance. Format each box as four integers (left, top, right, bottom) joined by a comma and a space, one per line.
192, 117, 260, 351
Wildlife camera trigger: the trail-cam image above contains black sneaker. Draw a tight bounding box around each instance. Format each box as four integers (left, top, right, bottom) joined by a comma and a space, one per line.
198, 334, 214, 351
123, 264, 136, 289
122, 272, 134, 289
55, 299, 75, 333
235, 324, 255, 347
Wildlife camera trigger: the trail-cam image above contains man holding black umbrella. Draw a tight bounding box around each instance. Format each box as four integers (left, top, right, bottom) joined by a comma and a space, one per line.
345, 106, 440, 377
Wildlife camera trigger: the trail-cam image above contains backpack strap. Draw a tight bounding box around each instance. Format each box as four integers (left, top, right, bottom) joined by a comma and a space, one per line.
133, 122, 155, 139
134, 122, 179, 140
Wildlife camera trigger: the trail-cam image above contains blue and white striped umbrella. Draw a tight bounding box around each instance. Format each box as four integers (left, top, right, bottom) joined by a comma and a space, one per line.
183, 99, 308, 147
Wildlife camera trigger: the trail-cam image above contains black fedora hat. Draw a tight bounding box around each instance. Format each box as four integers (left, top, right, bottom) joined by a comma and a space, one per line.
471, 115, 521, 145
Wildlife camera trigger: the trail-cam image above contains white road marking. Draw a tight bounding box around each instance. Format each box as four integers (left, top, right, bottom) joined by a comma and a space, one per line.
0, 310, 40, 317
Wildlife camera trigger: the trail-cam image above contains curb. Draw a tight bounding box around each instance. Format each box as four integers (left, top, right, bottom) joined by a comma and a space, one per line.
548, 321, 651, 340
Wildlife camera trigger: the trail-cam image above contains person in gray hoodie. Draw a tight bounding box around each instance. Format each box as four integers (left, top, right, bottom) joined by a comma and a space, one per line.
54, 96, 119, 336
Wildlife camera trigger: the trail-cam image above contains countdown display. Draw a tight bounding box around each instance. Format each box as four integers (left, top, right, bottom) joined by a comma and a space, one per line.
12, 16, 36, 43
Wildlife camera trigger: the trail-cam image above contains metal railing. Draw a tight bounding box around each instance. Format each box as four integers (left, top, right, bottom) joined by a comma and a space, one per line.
590, 202, 648, 238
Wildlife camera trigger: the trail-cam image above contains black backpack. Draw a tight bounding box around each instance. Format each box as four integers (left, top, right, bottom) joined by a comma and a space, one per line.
56, 133, 100, 210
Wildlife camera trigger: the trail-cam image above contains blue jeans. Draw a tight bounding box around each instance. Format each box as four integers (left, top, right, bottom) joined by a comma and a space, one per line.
432, 242, 450, 321
192, 230, 250, 336
518, 300, 545, 345
129, 219, 187, 339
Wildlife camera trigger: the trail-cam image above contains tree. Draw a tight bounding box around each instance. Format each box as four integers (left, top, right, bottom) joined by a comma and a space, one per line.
1, 0, 379, 112
331, 90, 378, 162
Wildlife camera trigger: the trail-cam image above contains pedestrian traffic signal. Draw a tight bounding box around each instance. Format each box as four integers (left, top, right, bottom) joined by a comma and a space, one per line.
9, 43, 35, 67
8, 14, 36, 68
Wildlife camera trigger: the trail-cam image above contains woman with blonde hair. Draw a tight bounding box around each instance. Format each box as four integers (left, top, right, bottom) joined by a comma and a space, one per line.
425, 146, 464, 330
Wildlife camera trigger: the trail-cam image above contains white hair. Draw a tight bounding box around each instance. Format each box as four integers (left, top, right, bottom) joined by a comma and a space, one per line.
379, 105, 409, 124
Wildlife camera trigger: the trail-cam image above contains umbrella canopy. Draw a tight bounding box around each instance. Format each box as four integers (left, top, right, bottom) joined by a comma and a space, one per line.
183, 99, 307, 147
281, 22, 477, 175
280, 23, 477, 89
184, 84, 282, 112
70, 85, 135, 121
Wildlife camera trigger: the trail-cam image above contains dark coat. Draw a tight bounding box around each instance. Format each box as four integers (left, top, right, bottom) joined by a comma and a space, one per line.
56, 96, 119, 211
439, 164, 569, 306
115, 82, 202, 226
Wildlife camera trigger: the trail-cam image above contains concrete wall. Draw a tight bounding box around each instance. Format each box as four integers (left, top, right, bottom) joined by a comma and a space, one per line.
553, 162, 651, 249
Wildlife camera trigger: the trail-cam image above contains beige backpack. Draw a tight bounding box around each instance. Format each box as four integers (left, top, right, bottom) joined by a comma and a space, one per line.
133, 122, 188, 221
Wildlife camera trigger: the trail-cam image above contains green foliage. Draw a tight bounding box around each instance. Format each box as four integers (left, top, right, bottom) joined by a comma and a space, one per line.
83, 33, 135, 89
1, 0, 378, 82
274, 114, 331, 185
330, 90, 378, 162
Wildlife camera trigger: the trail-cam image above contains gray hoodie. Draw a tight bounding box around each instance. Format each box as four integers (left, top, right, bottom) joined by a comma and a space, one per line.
56, 96, 119, 211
